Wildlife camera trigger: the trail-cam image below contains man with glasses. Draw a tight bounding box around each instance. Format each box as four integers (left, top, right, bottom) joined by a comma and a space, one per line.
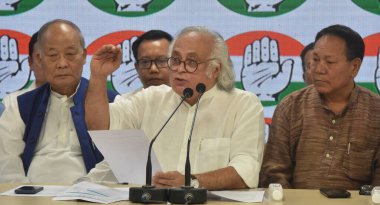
85, 26, 265, 190
132, 30, 172, 89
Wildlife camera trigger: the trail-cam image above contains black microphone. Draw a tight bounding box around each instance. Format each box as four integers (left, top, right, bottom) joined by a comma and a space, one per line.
169, 83, 208, 204
129, 88, 193, 203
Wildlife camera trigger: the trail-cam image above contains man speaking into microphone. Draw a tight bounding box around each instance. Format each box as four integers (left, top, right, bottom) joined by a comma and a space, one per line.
85, 26, 265, 190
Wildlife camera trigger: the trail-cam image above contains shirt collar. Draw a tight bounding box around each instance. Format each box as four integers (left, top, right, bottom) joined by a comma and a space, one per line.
29, 81, 38, 90
313, 84, 359, 115
199, 84, 218, 101
180, 84, 219, 108
50, 80, 81, 102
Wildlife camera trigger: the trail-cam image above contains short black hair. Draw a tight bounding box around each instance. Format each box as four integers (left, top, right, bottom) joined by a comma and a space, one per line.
28, 32, 38, 62
132, 30, 172, 60
300, 42, 314, 72
315, 24, 364, 61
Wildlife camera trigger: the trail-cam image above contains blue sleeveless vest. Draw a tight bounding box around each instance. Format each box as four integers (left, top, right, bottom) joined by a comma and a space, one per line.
17, 78, 117, 174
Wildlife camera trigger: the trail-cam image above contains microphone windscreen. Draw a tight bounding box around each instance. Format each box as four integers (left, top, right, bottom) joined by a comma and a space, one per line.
183, 88, 193, 98
196, 83, 206, 94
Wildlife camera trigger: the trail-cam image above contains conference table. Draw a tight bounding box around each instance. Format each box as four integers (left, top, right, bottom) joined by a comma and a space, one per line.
0, 183, 373, 205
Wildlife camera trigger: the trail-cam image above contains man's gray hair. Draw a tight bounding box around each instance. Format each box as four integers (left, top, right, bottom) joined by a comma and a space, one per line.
170, 26, 235, 91
37, 19, 85, 49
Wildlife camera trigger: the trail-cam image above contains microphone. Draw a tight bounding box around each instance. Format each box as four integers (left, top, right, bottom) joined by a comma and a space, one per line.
129, 88, 194, 203
169, 83, 208, 204
185, 83, 205, 187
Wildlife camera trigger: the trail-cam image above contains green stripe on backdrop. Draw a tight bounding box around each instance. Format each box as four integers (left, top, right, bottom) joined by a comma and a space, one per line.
235, 82, 379, 107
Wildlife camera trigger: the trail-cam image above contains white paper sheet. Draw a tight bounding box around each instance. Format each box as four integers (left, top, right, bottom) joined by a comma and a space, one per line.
88, 129, 161, 185
209, 190, 265, 203
0, 185, 69, 196
53, 181, 129, 204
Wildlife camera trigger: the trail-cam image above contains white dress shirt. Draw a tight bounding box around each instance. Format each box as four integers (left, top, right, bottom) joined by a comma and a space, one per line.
0, 87, 87, 183
88, 85, 265, 188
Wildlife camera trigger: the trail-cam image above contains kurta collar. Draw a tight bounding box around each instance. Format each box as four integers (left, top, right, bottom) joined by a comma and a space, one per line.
312, 84, 360, 115
50, 80, 81, 102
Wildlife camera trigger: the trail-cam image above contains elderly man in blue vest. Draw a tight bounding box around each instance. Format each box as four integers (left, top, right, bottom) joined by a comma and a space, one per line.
0, 19, 117, 183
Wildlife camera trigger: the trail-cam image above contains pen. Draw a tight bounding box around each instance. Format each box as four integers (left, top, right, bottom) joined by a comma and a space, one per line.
347, 142, 350, 155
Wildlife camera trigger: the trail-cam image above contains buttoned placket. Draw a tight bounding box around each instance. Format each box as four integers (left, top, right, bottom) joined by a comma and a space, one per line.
52, 92, 76, 150
57, 95, 70, 148
319, 111, 339, 175
325, 117, 337, 159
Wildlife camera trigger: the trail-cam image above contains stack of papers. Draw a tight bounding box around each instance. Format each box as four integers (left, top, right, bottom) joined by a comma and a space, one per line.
53, 181, 129, 204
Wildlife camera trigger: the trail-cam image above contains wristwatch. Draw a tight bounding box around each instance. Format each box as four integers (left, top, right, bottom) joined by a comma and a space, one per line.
190, 175, 200, 188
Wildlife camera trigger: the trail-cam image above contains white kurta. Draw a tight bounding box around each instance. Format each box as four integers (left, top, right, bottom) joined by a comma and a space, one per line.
0, 88, 87, 183
89, 85, 265, 188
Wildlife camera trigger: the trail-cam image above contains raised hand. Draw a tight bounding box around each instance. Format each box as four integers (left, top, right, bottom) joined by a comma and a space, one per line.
241, 36, 293, 101
90, 44, 122, 79
245, 0, 284, 12
111, 37, 143, 94
114, 0, 152, 12
0, 35, 30, 99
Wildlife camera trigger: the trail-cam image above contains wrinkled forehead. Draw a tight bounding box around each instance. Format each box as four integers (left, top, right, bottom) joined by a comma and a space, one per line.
172, 32, 214, 59
39, 22, 84, 49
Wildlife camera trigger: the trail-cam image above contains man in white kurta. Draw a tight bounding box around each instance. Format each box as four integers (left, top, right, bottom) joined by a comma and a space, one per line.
0, 20, 111, 183
86, 26, 265, 190
116, 84, 264, 187
0, 88, 87, 183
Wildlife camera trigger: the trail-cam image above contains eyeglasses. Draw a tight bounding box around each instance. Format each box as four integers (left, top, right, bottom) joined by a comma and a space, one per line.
167, 57, 216, 73
136, 57, 169, 70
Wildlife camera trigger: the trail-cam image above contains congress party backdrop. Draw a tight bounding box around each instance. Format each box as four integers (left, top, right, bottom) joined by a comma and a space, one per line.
1, 0, 380, 139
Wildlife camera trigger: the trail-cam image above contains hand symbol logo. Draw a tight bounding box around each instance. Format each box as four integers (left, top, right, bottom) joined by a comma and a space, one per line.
241, 36, 293, 101
245, 0, 284, 12
114, 0, 152, 12
374, 48, 380, 94
0, 35, 31, 98
0, 0, 21, 11
111, 36, 143, 94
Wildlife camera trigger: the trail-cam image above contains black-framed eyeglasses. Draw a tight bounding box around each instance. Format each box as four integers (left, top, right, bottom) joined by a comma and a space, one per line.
136, 57, 169, 70
167, 57, 216, 73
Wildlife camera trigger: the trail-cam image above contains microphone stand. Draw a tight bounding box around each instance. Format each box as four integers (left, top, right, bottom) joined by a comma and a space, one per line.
129, 88, 193, 203
169, 83, 207, 204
